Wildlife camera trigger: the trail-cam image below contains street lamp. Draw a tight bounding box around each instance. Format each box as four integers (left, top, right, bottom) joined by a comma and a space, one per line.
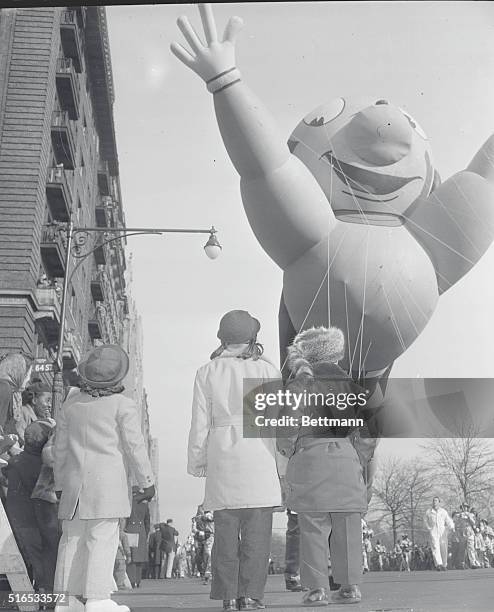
203, 226, 222, 259
51, 220, 222, 415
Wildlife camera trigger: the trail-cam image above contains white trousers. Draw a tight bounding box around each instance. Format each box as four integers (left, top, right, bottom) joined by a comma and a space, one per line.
161, 551, 175, 578
54, 507, 120, 599
430, 531, 448, 567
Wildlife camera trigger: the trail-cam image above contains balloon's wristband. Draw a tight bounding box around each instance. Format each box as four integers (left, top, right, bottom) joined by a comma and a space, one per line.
207, 67, 241, 94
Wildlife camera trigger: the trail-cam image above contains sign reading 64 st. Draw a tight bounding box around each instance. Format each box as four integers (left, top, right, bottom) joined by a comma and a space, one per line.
33, 359, 54, 373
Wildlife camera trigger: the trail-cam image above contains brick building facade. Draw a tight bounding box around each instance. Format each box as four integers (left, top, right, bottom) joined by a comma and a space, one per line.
0, 6, 126, 366
0, 6, 159, 503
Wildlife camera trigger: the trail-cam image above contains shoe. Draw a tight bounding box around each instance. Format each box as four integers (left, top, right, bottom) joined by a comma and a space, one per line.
238, 597, 266, 610
285, 576, 303, 592
85, 600, 130, 612
302, 588, 330, 606
328, 575, 341, 591
223, 600, 238, 612
55, 596, 84, 612
331, 585, 362, 604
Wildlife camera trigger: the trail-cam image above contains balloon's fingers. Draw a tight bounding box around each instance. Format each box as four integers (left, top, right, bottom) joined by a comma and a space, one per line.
170, 42, 196, 69
222, 16, 244, 44
199, 4, 218, 44
177, 15, 204, 54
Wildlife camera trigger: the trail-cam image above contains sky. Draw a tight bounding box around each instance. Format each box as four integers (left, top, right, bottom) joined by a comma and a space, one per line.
105, 1, 494, 538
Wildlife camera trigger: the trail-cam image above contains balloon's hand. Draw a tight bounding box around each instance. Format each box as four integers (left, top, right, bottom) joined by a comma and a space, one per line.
171, 4, 243, 83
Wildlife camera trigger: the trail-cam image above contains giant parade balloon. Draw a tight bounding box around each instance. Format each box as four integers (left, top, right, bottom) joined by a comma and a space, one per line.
171, 4, 494, 380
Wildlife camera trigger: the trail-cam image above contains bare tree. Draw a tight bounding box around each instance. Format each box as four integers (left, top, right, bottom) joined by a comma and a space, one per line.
401, 461, 430, 545
421, 433, 494, 514
371, 457, 409, 547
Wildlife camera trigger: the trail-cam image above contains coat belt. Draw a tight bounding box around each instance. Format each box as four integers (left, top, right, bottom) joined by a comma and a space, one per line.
211, 415, 244, 429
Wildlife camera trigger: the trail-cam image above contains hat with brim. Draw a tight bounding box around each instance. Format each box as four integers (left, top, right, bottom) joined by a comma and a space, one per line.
217, 310, 261, 344
78, 344, 129, 389
28, 381, 51, 394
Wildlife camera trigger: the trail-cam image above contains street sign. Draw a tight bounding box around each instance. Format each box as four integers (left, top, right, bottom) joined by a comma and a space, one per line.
33, 359, 55, 373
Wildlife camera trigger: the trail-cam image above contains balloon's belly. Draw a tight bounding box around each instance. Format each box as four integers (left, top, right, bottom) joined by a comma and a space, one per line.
283, 222, 439, 373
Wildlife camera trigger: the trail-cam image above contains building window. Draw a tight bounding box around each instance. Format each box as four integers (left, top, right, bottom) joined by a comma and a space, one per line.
76, 197, 82, 222
69, 286, 75, 310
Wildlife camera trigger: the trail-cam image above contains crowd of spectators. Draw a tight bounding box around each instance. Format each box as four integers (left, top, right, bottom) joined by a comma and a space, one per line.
0, 353, 60, 603
1, 349, 493, 611
118, 506, 215, 587
0, 351, 157, 609
361, 503, 494, 573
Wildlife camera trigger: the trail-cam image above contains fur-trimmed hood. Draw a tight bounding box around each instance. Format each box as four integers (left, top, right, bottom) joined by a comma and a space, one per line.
287, 326, 345, 377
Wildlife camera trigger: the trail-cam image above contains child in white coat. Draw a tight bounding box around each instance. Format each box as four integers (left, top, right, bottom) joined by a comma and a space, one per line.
53, 345, 155, 612
188, 311, 282, 611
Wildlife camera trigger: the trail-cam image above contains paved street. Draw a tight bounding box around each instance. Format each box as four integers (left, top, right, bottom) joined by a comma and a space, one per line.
112, 570, 493, 612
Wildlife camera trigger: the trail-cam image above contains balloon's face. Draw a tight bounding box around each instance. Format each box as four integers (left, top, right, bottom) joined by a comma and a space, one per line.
289, 97, 435, 223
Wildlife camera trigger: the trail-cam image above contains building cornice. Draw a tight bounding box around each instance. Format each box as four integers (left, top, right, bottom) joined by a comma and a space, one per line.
85, 6, 119, 176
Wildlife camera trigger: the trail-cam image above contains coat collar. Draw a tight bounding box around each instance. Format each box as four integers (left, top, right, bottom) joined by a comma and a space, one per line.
311, 362, 348, 378
218, 344, 250, 358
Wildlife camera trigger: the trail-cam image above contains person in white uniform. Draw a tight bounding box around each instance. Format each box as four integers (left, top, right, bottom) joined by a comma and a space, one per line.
424, 496, 454, 570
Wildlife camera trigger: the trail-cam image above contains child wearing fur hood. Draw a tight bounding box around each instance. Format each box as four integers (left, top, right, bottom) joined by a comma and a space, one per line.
277, 326, 369, 606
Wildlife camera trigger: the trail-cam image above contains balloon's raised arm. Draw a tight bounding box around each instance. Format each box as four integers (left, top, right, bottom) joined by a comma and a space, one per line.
171, 4, 332, 270
171, 4, 287, 177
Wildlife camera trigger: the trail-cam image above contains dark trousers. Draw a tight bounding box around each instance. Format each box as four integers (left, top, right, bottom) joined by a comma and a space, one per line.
211, 508, 273, 601
149, 562, 160, 579
284, 510, 300, 578
126, 562, 145, 586
33, 499, 61, 590
298, 512, 362, 589
8, 500, 60, 592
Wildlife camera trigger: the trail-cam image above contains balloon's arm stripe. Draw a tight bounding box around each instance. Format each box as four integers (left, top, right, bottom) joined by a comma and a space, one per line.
206, 67, 237, 84
213, 79, 242, 95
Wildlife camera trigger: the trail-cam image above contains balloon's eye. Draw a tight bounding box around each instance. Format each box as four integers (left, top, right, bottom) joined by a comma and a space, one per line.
375, 99, 389, 105
303, 98, 346, 127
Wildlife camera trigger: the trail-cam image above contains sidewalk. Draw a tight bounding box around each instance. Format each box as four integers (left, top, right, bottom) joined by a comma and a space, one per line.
113, 569, 494, 611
